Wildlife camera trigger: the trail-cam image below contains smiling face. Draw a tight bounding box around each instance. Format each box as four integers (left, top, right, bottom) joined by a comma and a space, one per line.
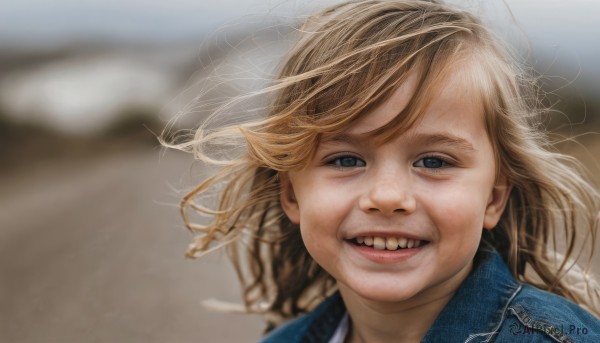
279, 70, 511, 306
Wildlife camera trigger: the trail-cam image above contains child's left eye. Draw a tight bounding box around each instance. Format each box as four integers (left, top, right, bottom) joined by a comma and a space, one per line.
413, 156, 450, 169
328, 155, 366, 168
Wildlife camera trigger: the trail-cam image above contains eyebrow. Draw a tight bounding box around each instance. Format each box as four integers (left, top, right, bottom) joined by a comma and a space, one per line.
408, 132, 477, 152
320, 131, 476, 152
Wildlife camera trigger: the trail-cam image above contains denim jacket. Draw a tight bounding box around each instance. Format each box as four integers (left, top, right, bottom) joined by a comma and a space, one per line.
261, 249, 600, 342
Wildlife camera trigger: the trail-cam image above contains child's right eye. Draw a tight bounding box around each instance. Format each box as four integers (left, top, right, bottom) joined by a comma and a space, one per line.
327, 155, 366, 168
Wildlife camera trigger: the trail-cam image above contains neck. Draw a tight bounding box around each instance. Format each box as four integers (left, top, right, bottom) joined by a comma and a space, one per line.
339, 265, 471, 343
341, 291, 452, 343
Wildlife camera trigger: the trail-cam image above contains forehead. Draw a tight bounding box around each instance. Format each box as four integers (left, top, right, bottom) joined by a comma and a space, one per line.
344, 61, 488, 143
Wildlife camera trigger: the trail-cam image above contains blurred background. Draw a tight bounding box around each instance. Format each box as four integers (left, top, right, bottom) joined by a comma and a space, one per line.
0, 1, 598, 342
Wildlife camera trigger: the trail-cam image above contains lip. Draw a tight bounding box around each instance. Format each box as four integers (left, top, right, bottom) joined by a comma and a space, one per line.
346, 240, 427, 264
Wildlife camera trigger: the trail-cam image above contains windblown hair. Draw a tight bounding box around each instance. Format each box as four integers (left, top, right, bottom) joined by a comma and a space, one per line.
164, 0, 600, 328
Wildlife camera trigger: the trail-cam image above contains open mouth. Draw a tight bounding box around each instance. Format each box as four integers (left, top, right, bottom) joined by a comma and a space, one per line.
348, 236, 430, 251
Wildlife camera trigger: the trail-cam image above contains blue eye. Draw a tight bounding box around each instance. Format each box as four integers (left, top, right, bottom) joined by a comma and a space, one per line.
414, 156, 448, 169
329, 155, 366, 168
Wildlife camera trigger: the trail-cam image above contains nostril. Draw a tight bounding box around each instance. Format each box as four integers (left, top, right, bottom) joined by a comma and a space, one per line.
368, 207, 407, 214
359, 189, 416, 215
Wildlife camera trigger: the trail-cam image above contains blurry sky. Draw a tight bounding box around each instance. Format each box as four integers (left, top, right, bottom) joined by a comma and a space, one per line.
0, 0, 331, 47
1, 0, 598, 134
1, 0, 598, 80
1, 0, 598, 50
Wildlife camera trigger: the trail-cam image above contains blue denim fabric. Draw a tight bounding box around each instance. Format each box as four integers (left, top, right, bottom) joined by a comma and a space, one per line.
260, 249, 600, 342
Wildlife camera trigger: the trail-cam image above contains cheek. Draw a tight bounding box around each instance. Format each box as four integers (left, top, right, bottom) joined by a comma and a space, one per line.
426, 183, 489, 233
294, 179, 353, 250
297, 193, 345, 237
299, 228, 326, 253
296, 205, 339, 268
295, 178, 353, 221
427, 188, 487, 264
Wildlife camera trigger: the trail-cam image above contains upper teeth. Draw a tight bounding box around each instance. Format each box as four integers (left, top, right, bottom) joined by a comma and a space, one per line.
356, 236, 422, 250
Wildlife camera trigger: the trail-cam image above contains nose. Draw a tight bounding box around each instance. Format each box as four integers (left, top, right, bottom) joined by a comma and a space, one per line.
359, 172, 416, 215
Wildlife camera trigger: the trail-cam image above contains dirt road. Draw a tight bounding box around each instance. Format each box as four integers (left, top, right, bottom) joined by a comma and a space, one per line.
0, 148, 263, 343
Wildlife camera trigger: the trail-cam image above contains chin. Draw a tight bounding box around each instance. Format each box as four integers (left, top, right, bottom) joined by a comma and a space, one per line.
344, 280, 423, 304
363, 290, 419, 303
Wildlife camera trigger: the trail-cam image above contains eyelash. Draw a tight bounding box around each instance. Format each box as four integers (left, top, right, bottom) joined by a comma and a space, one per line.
326, 154, 366, 169
326, 154, 454, 171
413, 155, 454, 171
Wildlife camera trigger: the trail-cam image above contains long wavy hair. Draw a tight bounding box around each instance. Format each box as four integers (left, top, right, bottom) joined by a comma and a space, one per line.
163, 0, 600, 328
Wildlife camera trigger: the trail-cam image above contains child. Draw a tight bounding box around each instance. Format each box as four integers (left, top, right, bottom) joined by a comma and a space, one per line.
168, 0, 600, 341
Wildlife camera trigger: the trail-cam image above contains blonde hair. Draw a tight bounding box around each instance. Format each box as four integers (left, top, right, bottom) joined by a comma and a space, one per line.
164, 0, 600, 328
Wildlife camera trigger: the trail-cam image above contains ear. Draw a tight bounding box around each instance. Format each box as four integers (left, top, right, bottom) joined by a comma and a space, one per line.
279, 172, 300, 224
483, 174, 512, 230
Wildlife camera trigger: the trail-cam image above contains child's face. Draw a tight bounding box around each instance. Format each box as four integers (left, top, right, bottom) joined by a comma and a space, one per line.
280, 72, 511, 306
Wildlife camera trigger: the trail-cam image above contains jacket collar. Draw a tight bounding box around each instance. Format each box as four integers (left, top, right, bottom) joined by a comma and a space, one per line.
302, 249, 521, 342
422, 248, 522, 342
